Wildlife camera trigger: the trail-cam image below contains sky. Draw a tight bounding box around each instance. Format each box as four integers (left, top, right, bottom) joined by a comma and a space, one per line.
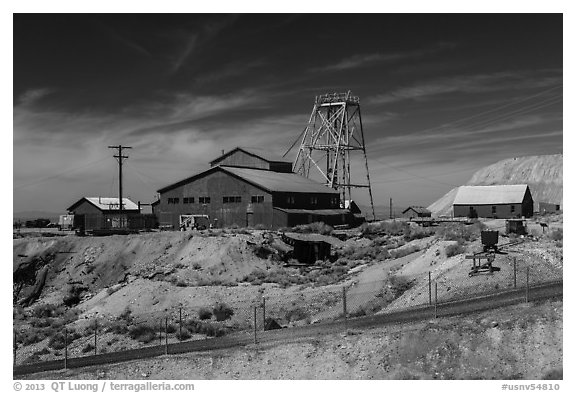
12, 13, 563, 213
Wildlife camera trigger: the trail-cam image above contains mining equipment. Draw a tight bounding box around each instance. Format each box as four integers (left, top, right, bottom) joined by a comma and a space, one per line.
465, 230, 523, 276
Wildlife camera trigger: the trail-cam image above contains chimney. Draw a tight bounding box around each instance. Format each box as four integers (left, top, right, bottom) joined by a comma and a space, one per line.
221, 149, 225, 156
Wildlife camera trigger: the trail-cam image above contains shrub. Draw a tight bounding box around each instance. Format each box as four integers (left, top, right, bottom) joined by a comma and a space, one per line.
435, 222, 484, 244
128, 324, 156, 343
388, 275, 414, 299
548, 229, 563, 241
285, 307, 310, 323
119, 307, 133, 323
292, 222, 334, 236
212, 303, 234, 321
166, 323, 177, 334
361, 221, 407, 237
63, 286, 85, 307
82, 343, 95, 353
198, 307, 213, 320
105, 320, 129, 335
403, 226, 435, 241
48, 333, 66, 350
192, 262, 202, 270
445, 243, 466, 257
183, 319, 227, 337
389, 245, 421, 259
176, 329, 192, 341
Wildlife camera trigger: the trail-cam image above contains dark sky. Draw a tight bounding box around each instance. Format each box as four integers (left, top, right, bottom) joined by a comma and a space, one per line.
13, 14, 563, 212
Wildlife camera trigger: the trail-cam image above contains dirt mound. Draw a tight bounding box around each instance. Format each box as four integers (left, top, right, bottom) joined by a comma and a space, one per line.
428, 154, 563, 216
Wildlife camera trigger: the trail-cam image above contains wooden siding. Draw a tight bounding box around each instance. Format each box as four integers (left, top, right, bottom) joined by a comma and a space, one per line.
453, 188, 533, 218
69, 201, 140, 230
156, 170, 274, 229
211, 150, 269, 170
272, 192, 339, 210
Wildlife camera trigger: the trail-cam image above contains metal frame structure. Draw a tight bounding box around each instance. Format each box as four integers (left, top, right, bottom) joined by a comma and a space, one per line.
293, 91, 375, 220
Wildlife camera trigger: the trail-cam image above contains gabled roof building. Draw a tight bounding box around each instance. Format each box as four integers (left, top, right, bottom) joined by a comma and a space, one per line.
402, 206, 432, 219
66, 197, 142, 231
155, 147, 354, 229
453, 184, 533, 218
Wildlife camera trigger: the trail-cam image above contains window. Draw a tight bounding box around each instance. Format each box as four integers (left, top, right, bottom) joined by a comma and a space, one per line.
310, 196, 318, 205
168, 197, 180, 204
510, 205, 515, 213
251, 195, 264, 203
331, 197, 339, 207
287, 195, 295, 205
492, 206, 497, 214
199, 197, 210, 204
223, 196, 241, 204
183, 197, 194, 204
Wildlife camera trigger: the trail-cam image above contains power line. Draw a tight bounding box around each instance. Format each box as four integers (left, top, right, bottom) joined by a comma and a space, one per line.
414, 84, 562, 136
14, 155, 110, 190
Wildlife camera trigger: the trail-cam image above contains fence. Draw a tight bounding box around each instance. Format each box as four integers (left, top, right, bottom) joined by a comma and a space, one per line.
13, 256, 562, 371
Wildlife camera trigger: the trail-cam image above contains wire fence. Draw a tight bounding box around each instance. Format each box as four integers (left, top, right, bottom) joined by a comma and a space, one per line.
13, 255, 562, 369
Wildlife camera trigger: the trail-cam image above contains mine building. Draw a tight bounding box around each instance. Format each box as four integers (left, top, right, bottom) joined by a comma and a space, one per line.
66, 197, 143, 232
402, 206, 432, 220
453, 184, 534, 219
155, 147, 355, 229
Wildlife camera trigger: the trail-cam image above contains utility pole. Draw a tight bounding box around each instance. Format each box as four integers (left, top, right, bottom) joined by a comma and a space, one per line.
389, 198, 393, 220
108, 145, 132, 217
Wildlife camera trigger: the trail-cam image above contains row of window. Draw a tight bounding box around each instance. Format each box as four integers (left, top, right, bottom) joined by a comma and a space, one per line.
167, 195, 265, 205
168, 197, 211, 204
167, 195, 340, 206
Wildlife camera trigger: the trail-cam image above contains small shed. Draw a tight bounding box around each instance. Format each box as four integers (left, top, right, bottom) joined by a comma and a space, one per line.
402, 206, 432, 219
281, 232, 332, 264
67, 197, 140, 231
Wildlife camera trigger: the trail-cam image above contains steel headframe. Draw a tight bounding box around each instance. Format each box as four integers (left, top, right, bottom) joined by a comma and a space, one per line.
293, 91, 376, 220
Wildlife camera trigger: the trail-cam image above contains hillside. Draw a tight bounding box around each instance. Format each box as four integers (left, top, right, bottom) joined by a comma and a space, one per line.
428, 154, 563, 217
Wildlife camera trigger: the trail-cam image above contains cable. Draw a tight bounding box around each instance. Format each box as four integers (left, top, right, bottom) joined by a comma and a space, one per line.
14, 155, 111, 190
413, 84, 562, 136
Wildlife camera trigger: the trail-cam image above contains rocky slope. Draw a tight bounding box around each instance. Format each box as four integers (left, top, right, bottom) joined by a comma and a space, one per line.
428, 154, 563, 217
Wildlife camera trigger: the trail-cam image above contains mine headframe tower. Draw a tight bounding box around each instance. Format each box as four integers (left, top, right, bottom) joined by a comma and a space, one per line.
293, 91, 376, 220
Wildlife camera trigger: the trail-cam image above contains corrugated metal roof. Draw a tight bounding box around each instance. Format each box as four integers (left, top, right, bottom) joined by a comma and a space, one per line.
222, 166, 338, 194
84, 197, 139, 211
453, 185, 529, 205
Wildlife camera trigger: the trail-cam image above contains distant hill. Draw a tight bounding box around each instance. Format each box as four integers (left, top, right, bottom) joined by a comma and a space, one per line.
428, 154, 563, 217
13, 211, 61, 223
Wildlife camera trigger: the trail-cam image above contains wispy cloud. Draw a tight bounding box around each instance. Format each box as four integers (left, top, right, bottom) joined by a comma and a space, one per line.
367, 71, 562, 105
168, 16, 238, 74
17, 88, 55, 106
194, 59, 268, 85
313, 42, 456, 72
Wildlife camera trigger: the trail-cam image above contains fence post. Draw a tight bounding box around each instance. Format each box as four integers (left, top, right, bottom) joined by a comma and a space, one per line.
64, 327, 68, 370
165, 317, 168, 355
179, 308, 182, 339
262, 297, 266, 332
428, 272, 432, 305
342, 287, 347, 319
513, 257, 517, 288
434, 283, 438, 319
253, 306, 258, 345
158, 319, 162, 346
94, 319, 98, 356
525, 266, 529, 303
13, 330, 16, 366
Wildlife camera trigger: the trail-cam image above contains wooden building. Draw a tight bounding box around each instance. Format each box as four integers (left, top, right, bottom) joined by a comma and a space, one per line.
402, 206, 432, 219
66, 197, 142, 231
155, 148, 353, 229
453, 184, 534, 219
